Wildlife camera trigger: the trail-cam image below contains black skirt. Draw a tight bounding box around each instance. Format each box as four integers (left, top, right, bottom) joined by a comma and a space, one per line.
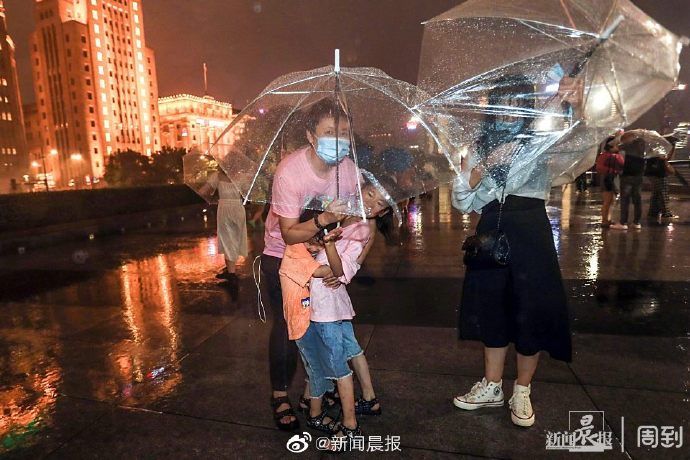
459, 196, 572, 362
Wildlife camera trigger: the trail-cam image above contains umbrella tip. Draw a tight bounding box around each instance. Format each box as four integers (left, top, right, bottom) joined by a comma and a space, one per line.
334, 49, 340, 73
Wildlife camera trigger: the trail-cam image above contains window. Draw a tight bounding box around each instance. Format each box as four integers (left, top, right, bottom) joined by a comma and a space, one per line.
81, 35, 87, 43
87, 93, 93, 100
89, 107, 94, 114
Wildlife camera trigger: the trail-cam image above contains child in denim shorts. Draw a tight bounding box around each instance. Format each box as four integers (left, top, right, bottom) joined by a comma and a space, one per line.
290, 184, 390, 444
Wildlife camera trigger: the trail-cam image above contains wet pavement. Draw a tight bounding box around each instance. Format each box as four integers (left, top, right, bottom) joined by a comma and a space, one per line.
0, 185, 688, 459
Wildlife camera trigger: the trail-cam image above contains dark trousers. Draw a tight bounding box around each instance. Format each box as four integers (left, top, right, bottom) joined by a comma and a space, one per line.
620, 175, 643, 224
648, 176, 671, 218
261, 254, 299, 391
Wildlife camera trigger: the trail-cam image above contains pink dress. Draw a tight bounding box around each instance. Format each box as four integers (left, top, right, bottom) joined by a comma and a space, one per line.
263, 146, 359, 258
309, 220, 370, 323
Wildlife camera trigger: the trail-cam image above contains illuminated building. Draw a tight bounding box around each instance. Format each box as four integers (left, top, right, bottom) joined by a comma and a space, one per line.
29, 0, 160, 188
158, 94, 239, 152
0, 0, 28, 193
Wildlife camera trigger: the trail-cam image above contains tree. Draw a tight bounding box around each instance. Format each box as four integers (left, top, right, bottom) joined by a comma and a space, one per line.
150, 146, 185, 184
103, 149, 151, 187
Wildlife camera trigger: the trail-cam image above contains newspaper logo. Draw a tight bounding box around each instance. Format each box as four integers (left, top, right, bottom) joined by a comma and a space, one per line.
286, 432, 312, 453
546, 411, 613, 452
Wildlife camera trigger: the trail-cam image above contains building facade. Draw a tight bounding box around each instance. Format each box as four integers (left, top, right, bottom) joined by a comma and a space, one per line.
30, 0, 160, 188
158, 94, 238, 153
0, 0, 28, 193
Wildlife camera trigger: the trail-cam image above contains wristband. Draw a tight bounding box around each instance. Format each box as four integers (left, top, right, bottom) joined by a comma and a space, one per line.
314, 214, 326, 231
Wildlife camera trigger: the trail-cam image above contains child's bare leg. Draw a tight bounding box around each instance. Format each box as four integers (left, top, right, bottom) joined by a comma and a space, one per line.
350, 354, 379, 409
336, 375, 357, 429
309, 395, 323, 418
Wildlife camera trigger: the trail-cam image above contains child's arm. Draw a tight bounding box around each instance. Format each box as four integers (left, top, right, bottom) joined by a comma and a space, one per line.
356, 219, 377, 265
312, 265, 333, 278
324, 240, 344, 277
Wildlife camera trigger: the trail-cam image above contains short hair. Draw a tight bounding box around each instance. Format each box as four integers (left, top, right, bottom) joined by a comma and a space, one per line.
304, 98, 348, 134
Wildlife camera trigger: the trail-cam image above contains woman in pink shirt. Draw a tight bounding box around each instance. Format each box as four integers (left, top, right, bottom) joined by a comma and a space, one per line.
263, 98, 359, 431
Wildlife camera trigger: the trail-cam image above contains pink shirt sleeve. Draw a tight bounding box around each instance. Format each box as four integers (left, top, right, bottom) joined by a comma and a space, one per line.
335, 221, 371, 284
271, 169, 303, 219
337, 240, 365, 284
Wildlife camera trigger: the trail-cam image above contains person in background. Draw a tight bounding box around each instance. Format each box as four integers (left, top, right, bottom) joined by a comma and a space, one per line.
611, 132, 646, 230
646, 134, 678, 223
595, 135, 624, 227
209, 169, 248, 288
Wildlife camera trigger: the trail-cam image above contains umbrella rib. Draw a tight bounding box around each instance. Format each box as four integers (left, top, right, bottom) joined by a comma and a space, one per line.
517, 19, 578, 48
560, 0, 577, 29
208, 71, 332, 154
421, 46, 578, 105
602, 45, 628, 124
242, 78, 328, 206
347, 73, 460, 176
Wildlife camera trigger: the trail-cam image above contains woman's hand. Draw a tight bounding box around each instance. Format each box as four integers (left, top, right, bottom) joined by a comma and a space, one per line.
319, 199, 350, 226
469, 164, 485, 189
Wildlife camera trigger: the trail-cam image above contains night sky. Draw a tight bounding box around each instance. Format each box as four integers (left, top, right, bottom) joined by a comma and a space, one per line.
5, 0, 690, 117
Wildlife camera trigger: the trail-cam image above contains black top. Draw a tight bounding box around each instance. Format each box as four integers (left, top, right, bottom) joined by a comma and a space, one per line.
645, 157, 667, 178
621, 139, 646, 177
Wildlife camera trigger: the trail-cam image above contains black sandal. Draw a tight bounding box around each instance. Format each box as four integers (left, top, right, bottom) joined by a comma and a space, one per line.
270, 395, 299, 431
329, 423, 364, 452
299, 393, 338, 414
306, 410, 341, 435
355, 396, 381, 416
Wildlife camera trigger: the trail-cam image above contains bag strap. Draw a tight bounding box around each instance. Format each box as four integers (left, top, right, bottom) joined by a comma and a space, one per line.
496, 186, 506, 231
494, 139, 526, 232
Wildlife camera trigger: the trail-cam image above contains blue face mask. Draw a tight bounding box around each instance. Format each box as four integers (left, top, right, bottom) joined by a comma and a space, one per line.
314, 136, 350, 165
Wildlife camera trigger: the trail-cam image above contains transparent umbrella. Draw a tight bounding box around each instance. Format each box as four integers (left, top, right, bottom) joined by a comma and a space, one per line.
208, 52, 459, 218
625, 129, 673, 158
418, 0, 684, 191
183, 148, 220, 204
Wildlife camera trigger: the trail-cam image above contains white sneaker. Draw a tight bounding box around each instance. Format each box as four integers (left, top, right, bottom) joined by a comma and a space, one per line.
632, 223, 642, 229
509, 383, 535, 427
610, 223, 628, 230
453, 378, 504, 410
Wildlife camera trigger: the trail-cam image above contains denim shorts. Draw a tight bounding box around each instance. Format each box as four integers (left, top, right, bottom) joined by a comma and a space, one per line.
295, 320, 363, 398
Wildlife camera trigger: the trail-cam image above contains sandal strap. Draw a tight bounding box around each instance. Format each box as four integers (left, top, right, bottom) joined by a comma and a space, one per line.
274, 407, 296, 420
270, 395, 291, 408
340, 423, 363, 437
307, 410, 340, 434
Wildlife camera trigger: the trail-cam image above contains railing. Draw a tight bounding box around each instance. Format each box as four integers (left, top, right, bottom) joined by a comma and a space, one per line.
668, 160, 689, 192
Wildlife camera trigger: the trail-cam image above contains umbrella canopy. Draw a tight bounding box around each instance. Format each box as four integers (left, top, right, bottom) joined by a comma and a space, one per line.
183, 148, 220, 204
418, 0, 683, 188
208, 63, 459, 218
625, 129, 673, 158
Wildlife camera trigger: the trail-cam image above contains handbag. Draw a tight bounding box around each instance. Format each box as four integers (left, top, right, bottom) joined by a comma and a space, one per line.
461, 139, 526, 269
462, 189, 510, 269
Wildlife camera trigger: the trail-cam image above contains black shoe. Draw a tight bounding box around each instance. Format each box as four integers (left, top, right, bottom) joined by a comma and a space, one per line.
355, 396, 382, 416
270, 395, 300, 432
